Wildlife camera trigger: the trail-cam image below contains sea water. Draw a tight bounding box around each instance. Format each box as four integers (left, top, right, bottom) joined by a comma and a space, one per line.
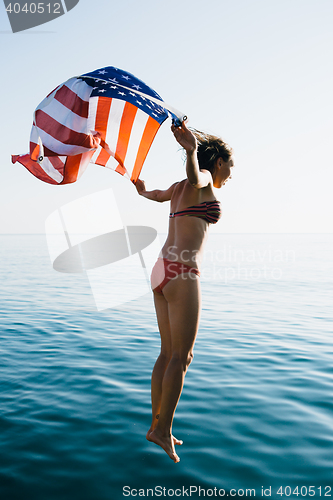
0, 234, 332, 500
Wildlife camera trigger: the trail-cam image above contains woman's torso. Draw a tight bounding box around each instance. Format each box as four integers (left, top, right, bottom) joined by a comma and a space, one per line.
161, 179, 219, 269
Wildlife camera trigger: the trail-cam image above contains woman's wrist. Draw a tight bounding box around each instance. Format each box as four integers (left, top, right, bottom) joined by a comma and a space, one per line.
186, 147, 197, 156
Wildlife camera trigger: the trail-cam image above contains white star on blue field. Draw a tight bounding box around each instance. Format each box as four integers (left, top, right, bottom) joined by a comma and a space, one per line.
81, 66, 169, 125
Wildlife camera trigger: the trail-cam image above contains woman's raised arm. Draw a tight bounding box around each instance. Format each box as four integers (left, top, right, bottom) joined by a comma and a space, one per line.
133, 179, 178, 202
171, 122, 211, 189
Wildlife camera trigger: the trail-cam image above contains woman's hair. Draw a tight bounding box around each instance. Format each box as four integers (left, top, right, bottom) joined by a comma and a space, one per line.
191, 129, 233, 174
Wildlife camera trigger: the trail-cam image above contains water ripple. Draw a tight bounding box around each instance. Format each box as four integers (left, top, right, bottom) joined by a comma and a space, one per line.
1, 235, 333, 499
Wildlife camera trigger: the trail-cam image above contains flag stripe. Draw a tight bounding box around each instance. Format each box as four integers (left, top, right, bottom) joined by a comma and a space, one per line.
60, 150, 95, 184
87, 95, 99, 134
95, 96, 112, 140
31, 129, 92, 157
115, 101, 138, 168
35, 110, 97, 149
131, 116, 160, 182
76, 150, 96, 181
30, 140, 62, 158
12, 154, 63, 184
91, 145, 103, 163
55, 85, 89, 118
59, 78, 92, 102
48, 156, 66, 173
30, 122, 62, 156
104, 98, 126, 154
46, 84, 61, 98
115, 164, 127, 176
94, 96, 112, 166
41, 157, 65, 182
30, 142, 41, 161
95, 147, 111, 167
36, 96, 90, 135
123, 108, 149, 178
60, 155, 82, 184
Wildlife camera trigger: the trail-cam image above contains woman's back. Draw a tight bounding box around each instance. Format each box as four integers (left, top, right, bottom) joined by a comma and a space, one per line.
162, 179, 218, 268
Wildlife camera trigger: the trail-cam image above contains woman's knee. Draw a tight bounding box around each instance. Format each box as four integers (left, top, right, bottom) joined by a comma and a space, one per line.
159, 350, 172, 364
186, 351, 194, 367
172, 351, 194, 370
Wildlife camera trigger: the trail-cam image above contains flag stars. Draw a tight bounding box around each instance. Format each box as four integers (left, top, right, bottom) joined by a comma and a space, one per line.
82, 69, 168, 123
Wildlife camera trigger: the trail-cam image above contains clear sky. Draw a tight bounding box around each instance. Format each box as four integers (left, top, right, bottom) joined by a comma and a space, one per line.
1, 0, 332, 234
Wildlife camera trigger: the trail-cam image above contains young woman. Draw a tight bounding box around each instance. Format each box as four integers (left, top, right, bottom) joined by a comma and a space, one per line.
134, 122, 234, 463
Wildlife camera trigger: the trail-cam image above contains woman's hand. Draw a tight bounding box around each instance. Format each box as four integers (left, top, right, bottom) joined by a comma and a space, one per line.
133, 178, 146, 195
171, 121, 197, 154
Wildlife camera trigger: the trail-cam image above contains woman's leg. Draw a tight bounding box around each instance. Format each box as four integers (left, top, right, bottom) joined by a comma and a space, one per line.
148, 274, 201, 462
146, 292, 185, 446
147, 292, 172, 433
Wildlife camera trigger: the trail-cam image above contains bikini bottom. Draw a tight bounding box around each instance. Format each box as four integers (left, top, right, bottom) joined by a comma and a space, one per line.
151, 258, 200, 295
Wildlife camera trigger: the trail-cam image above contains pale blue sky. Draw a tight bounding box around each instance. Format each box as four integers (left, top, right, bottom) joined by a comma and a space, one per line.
1, 0, 332, 233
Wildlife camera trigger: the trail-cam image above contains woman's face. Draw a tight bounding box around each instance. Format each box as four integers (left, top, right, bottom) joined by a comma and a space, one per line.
213, 157, 234, 188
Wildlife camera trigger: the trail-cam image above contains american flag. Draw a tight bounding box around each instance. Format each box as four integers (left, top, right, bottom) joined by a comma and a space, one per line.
12, 66, 184, 185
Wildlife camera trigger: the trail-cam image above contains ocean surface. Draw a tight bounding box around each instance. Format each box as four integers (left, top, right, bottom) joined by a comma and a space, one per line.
1, 233, 332, 500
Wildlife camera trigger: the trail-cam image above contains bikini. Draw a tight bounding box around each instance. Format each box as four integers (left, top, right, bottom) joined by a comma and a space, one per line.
151, 258, 200, 295
151, 200, 222, 295
169, 200, 221, 225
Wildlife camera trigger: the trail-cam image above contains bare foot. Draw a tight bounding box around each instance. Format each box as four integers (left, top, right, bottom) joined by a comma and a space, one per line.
146, 428, 183, 446
172, 436, 183, 446
146, 428, 180, 463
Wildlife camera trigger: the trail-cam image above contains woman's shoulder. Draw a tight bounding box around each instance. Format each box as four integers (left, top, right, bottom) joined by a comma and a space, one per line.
175, 178, 214, 195
172, 179, 187, 194
170, 179, 187, 205
171, 179, 215, 208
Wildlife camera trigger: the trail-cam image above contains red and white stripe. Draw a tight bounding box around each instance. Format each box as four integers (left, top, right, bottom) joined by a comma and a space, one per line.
88, 95, 160, 181
13, 77, 161, 185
